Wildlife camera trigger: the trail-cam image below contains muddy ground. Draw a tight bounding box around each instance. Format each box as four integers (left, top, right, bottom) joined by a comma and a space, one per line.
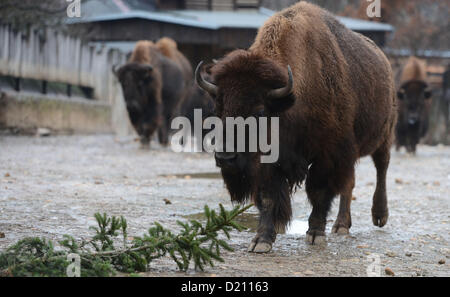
0, 135, 449, 277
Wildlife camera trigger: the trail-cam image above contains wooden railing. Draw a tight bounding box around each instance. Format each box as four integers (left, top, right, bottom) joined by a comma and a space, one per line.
0, 24, 126, 103
0, 24, 133, 136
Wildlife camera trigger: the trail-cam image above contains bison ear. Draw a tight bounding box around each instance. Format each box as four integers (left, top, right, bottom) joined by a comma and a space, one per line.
424, 89, 432, 99
397, 89, 405, 100
265, 92, 296, 113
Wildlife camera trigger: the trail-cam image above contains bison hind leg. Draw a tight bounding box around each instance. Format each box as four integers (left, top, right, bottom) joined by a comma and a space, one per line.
371, 143, 390, 227
331, 168, 355, 235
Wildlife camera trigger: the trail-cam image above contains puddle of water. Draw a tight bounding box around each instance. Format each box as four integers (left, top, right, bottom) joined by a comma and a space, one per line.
160, 172, 222, 179
286, 220, 309, 235
184, 212, 308, 235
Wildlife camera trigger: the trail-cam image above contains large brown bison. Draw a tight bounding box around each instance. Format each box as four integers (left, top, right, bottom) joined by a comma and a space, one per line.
196, 2, 397, 252
113, 38, 192, 147
395, 56, 432, 153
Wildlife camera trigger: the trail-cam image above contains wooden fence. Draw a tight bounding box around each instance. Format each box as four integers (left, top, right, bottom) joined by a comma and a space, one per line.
0, 24, 132, 136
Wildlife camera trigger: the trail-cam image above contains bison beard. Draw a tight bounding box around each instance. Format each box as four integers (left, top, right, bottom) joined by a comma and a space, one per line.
197, 2, 397, 253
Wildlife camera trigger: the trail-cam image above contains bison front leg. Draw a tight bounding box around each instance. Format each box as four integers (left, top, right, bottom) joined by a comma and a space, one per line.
248, 195, 276, 253
158, 118, 169, 146
248, 184, 292, 253
305, 164, 338, 245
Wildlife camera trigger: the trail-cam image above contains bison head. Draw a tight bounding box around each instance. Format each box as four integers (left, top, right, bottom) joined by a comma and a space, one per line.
397, 81, 432, 126
195, 51, 295, 202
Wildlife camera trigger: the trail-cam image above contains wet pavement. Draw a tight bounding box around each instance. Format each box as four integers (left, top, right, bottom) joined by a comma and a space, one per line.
0, 135, 449, 276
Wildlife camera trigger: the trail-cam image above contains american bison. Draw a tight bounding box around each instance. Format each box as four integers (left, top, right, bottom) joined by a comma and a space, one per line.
396, 57, 432, 153
196, 2, 397, 252
113, 38, 192, 148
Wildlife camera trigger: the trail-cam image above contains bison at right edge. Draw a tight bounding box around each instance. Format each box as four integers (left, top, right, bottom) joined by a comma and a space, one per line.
395, 56, 432, 154
196, 2, 397, 252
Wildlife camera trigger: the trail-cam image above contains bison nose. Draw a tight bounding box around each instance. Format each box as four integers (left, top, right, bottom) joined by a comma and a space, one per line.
214, 152, 238, 168
408, 114, 419, 125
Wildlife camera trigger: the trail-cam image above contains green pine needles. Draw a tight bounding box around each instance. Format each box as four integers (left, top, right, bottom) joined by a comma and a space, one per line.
0, 204, 253, 277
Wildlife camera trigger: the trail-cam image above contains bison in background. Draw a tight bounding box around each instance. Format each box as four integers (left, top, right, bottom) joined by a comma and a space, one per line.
113, 38, 192, 148
196, 2, 397, 252
395, 56, 432, 153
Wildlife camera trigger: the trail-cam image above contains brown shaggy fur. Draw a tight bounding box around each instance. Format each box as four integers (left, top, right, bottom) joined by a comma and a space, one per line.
400, 56, 427, 86
129, 40, 154, 64
208, 2, 397, 250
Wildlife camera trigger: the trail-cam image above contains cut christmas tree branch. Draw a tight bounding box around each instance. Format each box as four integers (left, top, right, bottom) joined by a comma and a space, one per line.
0, 203, 253, 277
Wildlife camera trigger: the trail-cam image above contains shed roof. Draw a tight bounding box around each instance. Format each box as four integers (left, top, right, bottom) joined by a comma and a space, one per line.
70, 1, 394, 32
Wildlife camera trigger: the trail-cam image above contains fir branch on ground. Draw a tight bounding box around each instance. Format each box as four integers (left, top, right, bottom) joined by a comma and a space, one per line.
0, 204, 252, 277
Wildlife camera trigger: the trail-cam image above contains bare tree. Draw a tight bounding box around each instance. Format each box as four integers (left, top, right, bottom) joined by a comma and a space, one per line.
0, 0, 69, 30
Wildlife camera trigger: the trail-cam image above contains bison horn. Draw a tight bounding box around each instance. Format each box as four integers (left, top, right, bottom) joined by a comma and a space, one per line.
268, 65, 293, 99
112, 64, 119, 76
195, 61, 218, 96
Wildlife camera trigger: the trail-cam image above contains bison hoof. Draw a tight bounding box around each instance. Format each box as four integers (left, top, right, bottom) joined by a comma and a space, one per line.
331, 225, 349, 235
248, 237, 272, 253
372, 210, 388, 227
305, 230, 326, 245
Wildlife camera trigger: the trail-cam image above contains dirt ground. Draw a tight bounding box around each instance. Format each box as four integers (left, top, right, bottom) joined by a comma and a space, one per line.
0, 135, 449, 277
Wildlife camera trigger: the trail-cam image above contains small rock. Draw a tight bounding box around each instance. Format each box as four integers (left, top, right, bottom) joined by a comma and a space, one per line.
385, 251, 396, 257
433, 181, 440, 186
184, 175, 191, 180
351, 196, 357, 200
0, 232, 5, 238
303, 270, 314, 275
163, 198, 172, 205
405, 252, 412, 257
395, 178, 403, 184
357, 245, 369, 249
385, 267, 395, 276
94, 181, 103, 185
438, 259, 445, 265
4, 173, 10, 177
36, 128, 51, 137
